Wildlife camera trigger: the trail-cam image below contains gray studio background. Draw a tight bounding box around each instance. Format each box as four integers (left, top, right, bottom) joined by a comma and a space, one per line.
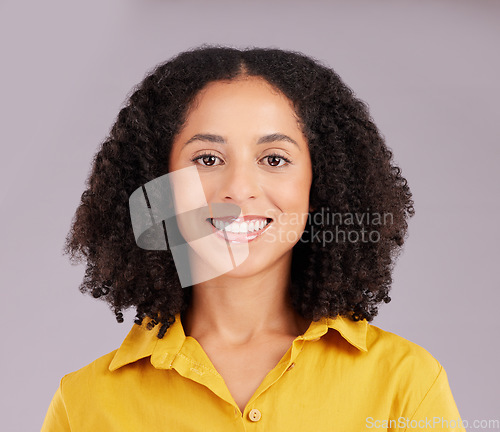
1, 0, 499, 430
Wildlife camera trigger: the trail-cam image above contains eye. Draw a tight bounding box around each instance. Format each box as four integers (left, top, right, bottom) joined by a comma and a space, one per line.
191, 152, 224, 167
262, 153, 292, 168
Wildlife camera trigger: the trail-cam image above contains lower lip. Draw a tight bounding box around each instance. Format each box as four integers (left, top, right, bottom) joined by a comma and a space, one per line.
208, 220, 272, 243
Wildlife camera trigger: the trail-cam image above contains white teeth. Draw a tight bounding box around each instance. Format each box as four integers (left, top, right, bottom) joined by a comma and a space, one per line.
212, 219, 270, 233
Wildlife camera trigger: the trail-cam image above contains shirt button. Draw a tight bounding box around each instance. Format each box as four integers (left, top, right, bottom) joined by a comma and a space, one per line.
248, 409, 262, 422
286, 362, 295, 371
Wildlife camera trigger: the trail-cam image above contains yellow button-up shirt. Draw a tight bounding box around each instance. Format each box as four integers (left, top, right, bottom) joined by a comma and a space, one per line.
42, 313, 465, 431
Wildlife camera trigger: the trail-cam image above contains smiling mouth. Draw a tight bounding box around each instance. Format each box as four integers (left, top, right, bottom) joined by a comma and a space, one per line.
207, 217, 273, 235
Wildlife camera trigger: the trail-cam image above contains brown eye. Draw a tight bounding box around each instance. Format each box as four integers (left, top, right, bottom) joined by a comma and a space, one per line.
263, 154, 291, 167
202, 155, 217, 166
268, 156, 282, 167
192, 153, 222, 167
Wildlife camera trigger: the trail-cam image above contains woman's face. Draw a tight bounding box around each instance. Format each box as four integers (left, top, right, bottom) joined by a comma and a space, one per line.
168, 75, 312, 280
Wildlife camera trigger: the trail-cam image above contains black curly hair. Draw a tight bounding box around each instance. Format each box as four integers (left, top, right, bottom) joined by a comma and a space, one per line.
63, 45, 414, 338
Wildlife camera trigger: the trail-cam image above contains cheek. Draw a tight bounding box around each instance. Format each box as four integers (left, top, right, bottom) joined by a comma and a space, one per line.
195, 172, 221, 203
269, 180, 312, 238
279, 174, 312, 210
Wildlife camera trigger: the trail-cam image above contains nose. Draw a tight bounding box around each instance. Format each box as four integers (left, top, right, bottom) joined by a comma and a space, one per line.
218, 162, 260, 205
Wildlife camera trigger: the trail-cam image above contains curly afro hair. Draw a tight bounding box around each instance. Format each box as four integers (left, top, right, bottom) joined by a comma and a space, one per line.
64, 45, 414, 338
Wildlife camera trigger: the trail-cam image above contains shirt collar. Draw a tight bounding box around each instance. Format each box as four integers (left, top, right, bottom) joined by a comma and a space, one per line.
109, 312, 368, 372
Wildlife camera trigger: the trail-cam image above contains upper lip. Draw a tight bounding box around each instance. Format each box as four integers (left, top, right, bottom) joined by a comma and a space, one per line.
207, 215, 273, 224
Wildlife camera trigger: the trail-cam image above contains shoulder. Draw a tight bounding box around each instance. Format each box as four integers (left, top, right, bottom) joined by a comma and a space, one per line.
364, 322, 442, 388
366, 323, 439, 363
363, 324, 464, 424
60, 350, 118, 390
58, 347, 159, 413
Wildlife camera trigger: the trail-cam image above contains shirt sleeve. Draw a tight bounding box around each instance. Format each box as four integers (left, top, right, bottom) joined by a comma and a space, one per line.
403, 365, 465, 432
41, 382, 71, 432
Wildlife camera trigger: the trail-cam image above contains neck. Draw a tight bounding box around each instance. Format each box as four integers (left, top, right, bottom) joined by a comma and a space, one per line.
181, 254, 309, 347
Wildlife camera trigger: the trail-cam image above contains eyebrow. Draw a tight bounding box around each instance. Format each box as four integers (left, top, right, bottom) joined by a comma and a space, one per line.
183, 133, 299, 148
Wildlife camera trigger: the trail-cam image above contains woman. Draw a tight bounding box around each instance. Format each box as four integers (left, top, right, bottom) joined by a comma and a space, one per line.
42, 46, 465, 431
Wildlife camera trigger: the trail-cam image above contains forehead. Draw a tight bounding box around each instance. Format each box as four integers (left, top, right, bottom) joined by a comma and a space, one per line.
181, 76, 302, 132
